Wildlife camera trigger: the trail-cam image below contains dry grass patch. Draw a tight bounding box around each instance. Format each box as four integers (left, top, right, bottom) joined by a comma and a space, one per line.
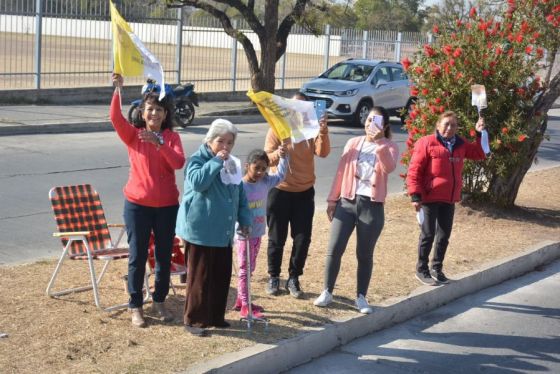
1, 167, 559, 373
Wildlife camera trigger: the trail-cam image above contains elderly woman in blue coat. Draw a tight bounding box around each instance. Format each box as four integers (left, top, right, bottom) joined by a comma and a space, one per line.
176, 119, 251, 336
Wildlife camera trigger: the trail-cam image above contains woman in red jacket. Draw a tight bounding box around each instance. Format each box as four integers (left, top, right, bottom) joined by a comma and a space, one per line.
407, 111, 485, 286
111, 73, 185, 327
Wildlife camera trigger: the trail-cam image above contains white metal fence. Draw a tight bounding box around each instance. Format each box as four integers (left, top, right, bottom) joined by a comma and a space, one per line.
0, 0, 429, 92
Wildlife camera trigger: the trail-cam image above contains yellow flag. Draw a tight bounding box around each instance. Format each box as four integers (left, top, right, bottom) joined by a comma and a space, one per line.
110, 1, 165, 99
247, 90, 320, 143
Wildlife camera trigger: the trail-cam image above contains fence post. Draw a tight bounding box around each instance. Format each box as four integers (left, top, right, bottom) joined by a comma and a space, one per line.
362, 30, 368, 59
34, 0, 43, 89
394, 32, 402, 62
280, 49, 287, 90
324, 24, 331, 72
230, 20, 238, 92
176, 7, 183, 84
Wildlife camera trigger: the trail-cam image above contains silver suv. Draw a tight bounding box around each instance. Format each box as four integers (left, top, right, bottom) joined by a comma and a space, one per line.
301, 59, 415, 126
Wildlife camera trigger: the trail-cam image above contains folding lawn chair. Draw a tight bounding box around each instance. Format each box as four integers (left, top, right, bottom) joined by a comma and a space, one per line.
46, 184, 129, 312
146, 234, 187, 297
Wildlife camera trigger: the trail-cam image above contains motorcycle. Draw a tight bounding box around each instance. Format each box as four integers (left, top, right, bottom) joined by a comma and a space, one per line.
128, 79, 199, 128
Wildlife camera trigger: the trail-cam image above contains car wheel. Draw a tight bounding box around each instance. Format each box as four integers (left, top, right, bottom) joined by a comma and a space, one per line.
400, 98, 417, 126
354, 101, 372, 127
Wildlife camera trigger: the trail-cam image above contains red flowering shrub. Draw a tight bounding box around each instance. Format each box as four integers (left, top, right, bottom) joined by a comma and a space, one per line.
400, 0, 560, 206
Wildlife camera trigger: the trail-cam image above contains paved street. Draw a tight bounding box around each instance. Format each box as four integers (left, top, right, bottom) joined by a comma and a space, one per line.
0, 111, 558, 265
0, 117, 407, 264
288, 259, 560, 374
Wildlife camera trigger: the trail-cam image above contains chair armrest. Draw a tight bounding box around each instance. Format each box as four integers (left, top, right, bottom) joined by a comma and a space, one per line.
107, 224, 125, 228
53, 231, 90, 237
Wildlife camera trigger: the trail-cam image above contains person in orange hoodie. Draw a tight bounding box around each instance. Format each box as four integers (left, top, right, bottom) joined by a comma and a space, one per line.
264, 92, 330, 298
313, 106, 399, 313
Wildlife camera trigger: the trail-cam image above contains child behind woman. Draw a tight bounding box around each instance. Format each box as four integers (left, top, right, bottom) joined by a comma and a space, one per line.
234, 147, 288, 319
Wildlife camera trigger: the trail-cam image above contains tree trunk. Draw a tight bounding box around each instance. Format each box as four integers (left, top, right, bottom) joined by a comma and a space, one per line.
487, 117, 547, 207
251, 0, 279, 93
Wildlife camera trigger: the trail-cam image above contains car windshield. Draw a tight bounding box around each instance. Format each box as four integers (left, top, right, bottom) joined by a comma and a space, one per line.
319, 63, 374, 82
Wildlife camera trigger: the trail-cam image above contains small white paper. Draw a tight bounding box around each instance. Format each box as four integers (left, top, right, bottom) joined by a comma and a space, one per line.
219, 154, 243, 185
416, 209, 424, 225
481, 129, 491, 155
471, 84, 487, 112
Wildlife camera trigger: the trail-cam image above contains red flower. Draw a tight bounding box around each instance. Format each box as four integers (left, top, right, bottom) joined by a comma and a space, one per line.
430, 63, 441, 76
411, 87, 419, 96
501, 127, 508, 134
453, 48, 463, 57
536, 47, 544, 58
439, 105, 445, 113
515, 33, 523, 43
517, 87, 526, 96
495, 46, 503, 55
518, 135, 527, 142
401, 57, 411, 70
469, 129, 476, 137
469, 7, 477, 18
435, 97, 442, 104
482, 70, 491, 77
442, 44, 453, 56
422, 88, 429, 95
414, 66, 425, 74
456, 72, 464, 80
423, 44, 436, 57
432, 25, 439, 34
525, 45, 533, 54
449, 58, 456, 67
456, 19, 463, 27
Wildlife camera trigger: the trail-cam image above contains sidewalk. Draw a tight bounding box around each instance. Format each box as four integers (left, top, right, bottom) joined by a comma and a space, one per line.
0, 100, 260, 136
184, 242, 560, 373
1, 97, 559, 137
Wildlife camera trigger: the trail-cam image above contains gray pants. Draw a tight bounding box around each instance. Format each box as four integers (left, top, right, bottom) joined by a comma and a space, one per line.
324, 196, 384, 297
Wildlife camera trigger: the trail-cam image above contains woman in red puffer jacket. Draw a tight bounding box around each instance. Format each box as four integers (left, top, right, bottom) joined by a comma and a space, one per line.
407, 111, 486, 286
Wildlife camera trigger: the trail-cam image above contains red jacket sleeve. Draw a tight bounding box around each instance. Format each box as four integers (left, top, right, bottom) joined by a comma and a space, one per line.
109, 90, 136, 145
159, 132, 186, 170
464, 136, 486, 161
407, 136, 429, 197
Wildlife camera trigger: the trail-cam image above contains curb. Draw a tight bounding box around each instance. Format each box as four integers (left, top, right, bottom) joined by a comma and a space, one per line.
0, 112, 262, 137
183, 240, 560, 374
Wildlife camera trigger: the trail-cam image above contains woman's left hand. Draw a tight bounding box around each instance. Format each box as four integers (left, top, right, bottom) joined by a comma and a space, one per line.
138, 130, 160, 146
366, 126, 384, 142
475, 117, 485, 132
319, 115, 328, 131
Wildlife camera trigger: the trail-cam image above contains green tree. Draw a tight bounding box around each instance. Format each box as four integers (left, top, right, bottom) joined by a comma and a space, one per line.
165, 0, 322, 92
401, 1, 560, 207
354, 0, 424, 31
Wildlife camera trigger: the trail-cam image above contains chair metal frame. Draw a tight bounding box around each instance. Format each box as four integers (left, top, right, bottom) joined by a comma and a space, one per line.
146, 235, 187, 298
46, 184, 130, 312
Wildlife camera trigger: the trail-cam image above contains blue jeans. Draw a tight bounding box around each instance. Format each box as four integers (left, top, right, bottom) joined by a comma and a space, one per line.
123, 200, 178, 308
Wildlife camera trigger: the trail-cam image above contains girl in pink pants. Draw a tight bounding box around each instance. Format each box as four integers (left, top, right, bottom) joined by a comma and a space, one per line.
234, 148, 288, 319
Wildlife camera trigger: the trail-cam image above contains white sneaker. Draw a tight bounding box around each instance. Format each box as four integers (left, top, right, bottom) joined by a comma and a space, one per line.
355, 294, 373, 314
313, 289, 333, 307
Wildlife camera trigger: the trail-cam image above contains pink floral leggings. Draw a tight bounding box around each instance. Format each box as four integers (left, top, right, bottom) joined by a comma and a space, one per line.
235, 236, 261, 306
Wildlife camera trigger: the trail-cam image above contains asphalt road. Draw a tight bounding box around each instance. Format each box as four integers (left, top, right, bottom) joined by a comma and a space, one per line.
288, 259, 560, 373
0, 113, 558, 265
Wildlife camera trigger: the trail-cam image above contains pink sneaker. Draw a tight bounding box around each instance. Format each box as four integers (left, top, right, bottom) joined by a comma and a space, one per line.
233, 296, 242, 311
251, 303, 264, 312
240, 304, 265, 319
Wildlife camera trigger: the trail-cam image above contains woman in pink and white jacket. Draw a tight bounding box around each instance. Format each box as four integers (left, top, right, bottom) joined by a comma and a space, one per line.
314, 106, 399, 314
